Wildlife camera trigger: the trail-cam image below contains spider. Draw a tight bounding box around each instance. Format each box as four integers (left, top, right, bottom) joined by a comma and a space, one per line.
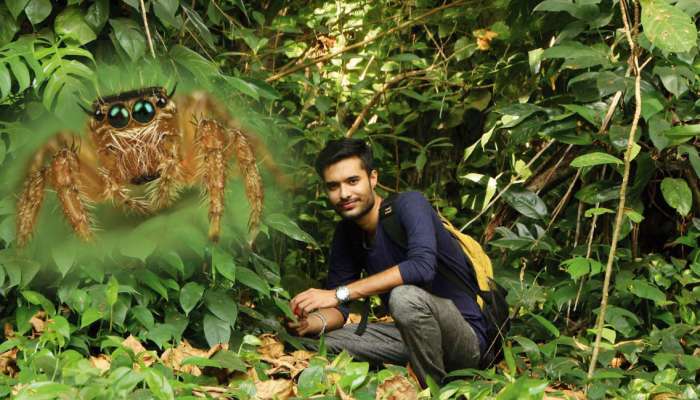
15, 86, 265, 247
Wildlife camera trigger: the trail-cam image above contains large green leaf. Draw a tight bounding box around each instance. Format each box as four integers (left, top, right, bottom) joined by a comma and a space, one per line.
212, 246, 236, 282
5, 0, 29, 19
629, 279, 667, 305
179, 282, 204, 316
54, 7, 96, 45
265, 213, 318, 246
85, 0, 109, 32
503, 188, 548, 219
641, 0, 697, 53
204, 289, 238, 325
297, 365, 327, 398
24, 0, 51, 25
0, 6, 19, 46
203, 313, 230, 347
570, 152, 623, 168
109, 18, 146, 61
236, 267, 270, 297
660, 177, 692, 216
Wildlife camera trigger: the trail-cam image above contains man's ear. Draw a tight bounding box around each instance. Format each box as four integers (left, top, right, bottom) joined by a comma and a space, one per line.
369, 169, 378, 189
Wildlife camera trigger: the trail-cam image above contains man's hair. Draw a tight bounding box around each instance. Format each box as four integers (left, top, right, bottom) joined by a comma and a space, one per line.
315, 138, 374, 178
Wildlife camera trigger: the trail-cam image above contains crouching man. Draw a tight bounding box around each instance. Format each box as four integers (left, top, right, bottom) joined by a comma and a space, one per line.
288, 138, 486, 387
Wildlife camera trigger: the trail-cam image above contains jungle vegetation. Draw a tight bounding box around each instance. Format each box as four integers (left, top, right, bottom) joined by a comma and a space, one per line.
0, 0, 699, 398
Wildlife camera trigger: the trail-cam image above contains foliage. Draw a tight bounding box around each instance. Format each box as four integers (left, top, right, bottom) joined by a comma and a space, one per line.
0, 0, 699, 398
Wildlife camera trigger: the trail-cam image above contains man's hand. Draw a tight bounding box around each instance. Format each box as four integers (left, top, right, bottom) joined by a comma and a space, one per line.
290, 288, 338, 317
286, 315, 324, 336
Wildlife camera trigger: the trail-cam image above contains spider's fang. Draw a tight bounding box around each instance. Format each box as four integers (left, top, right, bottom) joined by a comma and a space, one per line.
78, 103, 92, 116
168, 83, 177, 98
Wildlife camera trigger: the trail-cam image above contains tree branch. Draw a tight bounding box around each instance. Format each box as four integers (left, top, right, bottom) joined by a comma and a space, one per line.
139, 0, 156, 58
265, 0, 468, 83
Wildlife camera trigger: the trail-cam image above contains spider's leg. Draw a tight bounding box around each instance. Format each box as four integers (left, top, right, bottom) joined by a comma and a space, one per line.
46, 147, 94, 242
148, 137, 183, 210
16, 164, 47, 248
194, 119, 233, 243
230, 127, 263, 242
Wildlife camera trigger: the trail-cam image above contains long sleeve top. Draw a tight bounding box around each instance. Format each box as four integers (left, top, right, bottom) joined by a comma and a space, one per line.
325, 191, 487, 353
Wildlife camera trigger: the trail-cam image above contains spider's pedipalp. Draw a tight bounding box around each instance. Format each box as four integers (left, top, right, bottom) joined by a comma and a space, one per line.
230, 128, 263, 242
16, 168, 47, 247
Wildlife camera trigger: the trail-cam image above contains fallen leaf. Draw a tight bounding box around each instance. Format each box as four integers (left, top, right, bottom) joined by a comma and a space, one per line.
30, 311, 46, 335
89, 355, 111, 373
161, 340, 223, 376
4, 323, 14, 339
122, 335, 156, 367
376, 375, 418, 400
255, 379, 294, 400
193, 385, 230, 399
0, 349, 18, 377
258, 333, 285, 359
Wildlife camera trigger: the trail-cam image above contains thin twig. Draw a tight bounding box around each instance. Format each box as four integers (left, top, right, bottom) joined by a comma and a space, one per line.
139, 0, 156, 58
265, 0, 468, 82
587, 0, 646, 381
346, 67, 436, 137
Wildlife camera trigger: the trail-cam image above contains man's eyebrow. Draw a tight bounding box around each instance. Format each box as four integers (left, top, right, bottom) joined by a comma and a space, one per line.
345, 175, 360, 181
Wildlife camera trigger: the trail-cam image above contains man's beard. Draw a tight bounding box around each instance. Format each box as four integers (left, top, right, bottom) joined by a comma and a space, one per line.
336, 193, 375, 221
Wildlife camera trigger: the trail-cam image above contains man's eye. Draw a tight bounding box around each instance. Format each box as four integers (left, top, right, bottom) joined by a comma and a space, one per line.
326, 184, 338, 190
349, 179, 359, 184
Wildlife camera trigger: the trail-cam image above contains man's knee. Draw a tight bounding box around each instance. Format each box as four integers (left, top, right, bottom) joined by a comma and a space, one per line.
388, 285, 430, 324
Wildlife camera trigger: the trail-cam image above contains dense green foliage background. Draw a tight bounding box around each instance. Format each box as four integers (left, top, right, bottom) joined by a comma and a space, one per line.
0, 0, 699, 398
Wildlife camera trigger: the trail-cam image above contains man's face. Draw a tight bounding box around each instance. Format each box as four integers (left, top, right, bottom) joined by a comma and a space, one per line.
322, 156, 377, 220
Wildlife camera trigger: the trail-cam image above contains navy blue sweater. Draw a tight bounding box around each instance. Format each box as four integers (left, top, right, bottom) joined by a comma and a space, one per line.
326, 191, 487, 353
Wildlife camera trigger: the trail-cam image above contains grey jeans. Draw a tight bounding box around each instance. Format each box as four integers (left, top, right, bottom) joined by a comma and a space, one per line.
323, 285, 481, 386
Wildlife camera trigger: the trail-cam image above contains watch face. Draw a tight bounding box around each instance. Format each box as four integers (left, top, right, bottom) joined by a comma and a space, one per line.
337, 286, 350, 302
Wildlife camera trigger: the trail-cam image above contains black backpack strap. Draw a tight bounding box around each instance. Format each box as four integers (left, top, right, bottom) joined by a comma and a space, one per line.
355, 194, 402, 336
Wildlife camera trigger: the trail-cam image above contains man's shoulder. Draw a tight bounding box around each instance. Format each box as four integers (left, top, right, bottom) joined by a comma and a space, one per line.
393, 191, 431, 210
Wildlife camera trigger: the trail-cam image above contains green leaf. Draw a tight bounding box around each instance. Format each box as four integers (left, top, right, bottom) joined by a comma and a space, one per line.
85, 0, 109, 32
641, 0, 697, 54
678, 144, 700, 179
264, 213, 318, 246
55, 7, 97, 45
49, 315, 71, 339
109, 18, 146, 61
236, 267, 270, 297
140, 270, 169, 300
8, 58, 30, 92
0, 7, 19, 47
660, 177, 692, 216
180, 282, 204, 316
530, 313, 560, 337
22, 290, 56, 316
180, 4, 215, 49
119, 234, 156, 261
503, 188, 548, 219
629, 279, 667, 305
0, 63, 11, 100
205, 289, 238, 325
24, 0, 51, 25
225, 76, 259, 100
52, 244, 75, 277
570, 152, 624, 168
130, 305, 155, 329
297, 365, 326, 397
212, 246, 236, 282
562, 104, 601, 126
144, 369, 174, 400
169, 44, 220, 85
153, 0, 180, 27
203, 313, 230, 347
181, 356, 221, 369
663, 124, 700, 138
106, 276, 119, 307
80, 307, 102, 328
6, 0, 29, 19
210, 350, 247, 372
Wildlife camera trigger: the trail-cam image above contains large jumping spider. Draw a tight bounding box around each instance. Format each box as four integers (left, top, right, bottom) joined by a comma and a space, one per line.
16, 86, 264, 247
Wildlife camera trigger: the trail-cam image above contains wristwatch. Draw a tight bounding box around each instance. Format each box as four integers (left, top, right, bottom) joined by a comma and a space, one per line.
335, 285, 351, 305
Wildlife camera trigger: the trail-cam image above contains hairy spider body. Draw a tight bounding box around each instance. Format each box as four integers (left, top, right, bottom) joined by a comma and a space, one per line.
16, 87, 264, 247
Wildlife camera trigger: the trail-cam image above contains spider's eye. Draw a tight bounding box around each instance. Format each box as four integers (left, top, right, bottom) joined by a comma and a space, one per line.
132, 100, 155, 123
93, 108, 104, 121
155, 95, 168, 108
108, 104, 130, 128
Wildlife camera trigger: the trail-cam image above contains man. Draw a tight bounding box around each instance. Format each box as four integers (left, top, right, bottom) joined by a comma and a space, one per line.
288, 138, 486, 386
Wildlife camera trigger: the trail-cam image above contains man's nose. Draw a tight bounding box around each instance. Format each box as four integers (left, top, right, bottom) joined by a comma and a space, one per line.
339, 184, 351, 199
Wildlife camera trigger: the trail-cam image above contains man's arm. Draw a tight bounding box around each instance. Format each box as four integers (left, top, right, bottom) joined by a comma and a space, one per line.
290, 266, 403, 317
287, 307, 345, 336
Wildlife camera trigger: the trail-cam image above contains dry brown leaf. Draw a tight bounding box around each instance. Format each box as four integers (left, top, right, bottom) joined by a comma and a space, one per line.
4, 323, 15, 339
30, 311, 46, 334
375, 375, 418, 400
337, 384, 356, 400
161, 340, 224, 376
192, 385, 230, 399
544, 385, 586, 400
258, 334, 285, 359
291, 350, 314, 362
122, 335, 156, 367
0, 348, 18, 377
255, 379, 295, 400
474, 29, 498, 50
89, 355, 111, 373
